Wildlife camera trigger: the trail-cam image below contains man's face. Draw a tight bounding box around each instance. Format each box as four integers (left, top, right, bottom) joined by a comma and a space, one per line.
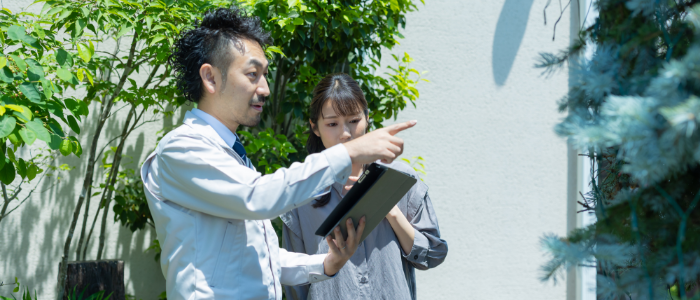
200, 38, 270, 129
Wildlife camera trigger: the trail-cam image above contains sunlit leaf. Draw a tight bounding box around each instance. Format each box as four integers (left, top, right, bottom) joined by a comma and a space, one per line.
0, 115, 16, 138
59, 139, 72, 156
77, 43, 91, 62
19, 127, 37, 145
9, 55, 27, 72
25, 119, 51, 142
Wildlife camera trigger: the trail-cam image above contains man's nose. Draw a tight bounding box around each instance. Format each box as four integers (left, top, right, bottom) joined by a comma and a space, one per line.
257, 75, 270, 97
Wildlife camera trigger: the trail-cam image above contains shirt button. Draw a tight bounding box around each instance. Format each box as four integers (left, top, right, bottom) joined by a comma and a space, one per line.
413, 255, 418, 259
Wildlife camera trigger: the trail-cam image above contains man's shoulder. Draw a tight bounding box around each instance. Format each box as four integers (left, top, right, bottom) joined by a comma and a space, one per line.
156, 123, 218, 153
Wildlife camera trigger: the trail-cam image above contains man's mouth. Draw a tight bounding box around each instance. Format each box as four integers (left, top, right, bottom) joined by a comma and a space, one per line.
251, 103, 264, 112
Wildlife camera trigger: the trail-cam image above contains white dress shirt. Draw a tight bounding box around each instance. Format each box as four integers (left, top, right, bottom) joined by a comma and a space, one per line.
140, 109, 352, 300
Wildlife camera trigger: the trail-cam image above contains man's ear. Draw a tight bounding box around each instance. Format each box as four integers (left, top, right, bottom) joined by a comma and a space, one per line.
309, 119, 320, 137
200, 63, 218, 95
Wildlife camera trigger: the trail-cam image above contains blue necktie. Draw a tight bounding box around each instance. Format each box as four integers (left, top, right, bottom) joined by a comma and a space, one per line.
232, 136, 253, 169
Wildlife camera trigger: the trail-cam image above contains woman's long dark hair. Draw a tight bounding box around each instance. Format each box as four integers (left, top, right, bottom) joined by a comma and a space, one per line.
307, 73, 369, 208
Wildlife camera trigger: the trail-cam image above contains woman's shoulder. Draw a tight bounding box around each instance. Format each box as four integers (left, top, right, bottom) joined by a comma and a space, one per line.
379, 160, 419, 177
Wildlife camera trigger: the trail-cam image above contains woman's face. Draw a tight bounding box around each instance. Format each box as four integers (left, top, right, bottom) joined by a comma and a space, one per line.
312, 99, 368, 149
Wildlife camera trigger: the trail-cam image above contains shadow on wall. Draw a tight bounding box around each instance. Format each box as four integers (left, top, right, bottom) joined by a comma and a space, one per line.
492, 0, 535, 86
0, 102, 192, 299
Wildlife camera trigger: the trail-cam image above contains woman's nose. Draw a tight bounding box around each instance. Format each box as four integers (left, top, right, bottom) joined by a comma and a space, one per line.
340, 126, 352, 141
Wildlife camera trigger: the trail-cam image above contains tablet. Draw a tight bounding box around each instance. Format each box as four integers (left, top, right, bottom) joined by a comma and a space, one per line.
315, 162, 417, 243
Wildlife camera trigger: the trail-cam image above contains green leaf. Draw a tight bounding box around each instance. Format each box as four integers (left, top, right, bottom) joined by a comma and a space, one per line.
25, 119, 51, 142
78, 100, 89, 116
41, 78, 53, 99
16, 158, 26, 179
59, 138, 72, 156
27, 163, 38, 181
84, 69, 93, 85
34, 23, 46, 39
0, 67, 13, 83
0, 158, 16, 185
48, 118, 64, 137
26, 58, 44, 81
64, 98, 83, 120
7, 132, 20, 146
48, 133, 62, 150
56, 68, 78, 84
14, 105, 33, 122
19, 82, 42, 103
0, 115, 16, 138
68, 136, 82, 157
116, 24, 132, 38
265, 46, 286, 58
66, 115, 80, 134
45, 6, 62, 16
77, 43, 91, 62
10, 55, 27, 72
7, 25, 26, 41
19, 127, 37, 145
150, 35, 166, 46
0, 56, 6, 69
56, 48, 73, 68
76, 69, 84, 82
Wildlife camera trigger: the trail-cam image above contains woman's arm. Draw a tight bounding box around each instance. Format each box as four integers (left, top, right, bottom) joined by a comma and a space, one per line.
393, 182, 448, 270
386, 206, 416, 254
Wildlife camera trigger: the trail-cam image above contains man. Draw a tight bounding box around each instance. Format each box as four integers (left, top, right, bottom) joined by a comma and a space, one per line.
140, 7, 416, 300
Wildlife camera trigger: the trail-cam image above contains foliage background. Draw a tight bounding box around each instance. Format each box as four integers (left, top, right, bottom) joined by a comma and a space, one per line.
538, 0, 700, 299
0, 0, 576, 299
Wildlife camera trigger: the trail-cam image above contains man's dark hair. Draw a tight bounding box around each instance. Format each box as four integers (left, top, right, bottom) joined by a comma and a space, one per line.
170, 7, 272, 103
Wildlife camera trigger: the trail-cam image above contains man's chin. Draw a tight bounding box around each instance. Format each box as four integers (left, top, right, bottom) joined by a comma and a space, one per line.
240, 116, 261, 127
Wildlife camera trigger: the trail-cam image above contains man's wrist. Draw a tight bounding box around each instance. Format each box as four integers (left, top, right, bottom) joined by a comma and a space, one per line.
323, 253, 341, 276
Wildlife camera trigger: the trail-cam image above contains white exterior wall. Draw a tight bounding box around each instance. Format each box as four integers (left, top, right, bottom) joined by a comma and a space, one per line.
380, 0, 571, 299
1, 0, 573, 299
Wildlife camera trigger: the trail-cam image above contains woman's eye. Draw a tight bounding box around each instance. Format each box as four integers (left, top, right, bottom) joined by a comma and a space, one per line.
350, 119, 360, 123
327, 123, 337, 127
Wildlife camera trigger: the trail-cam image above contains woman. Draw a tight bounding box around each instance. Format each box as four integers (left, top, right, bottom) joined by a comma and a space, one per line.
281, 73, 448, 300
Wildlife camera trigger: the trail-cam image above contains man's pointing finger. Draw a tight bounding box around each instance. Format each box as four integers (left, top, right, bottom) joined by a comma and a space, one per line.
386, 120, 417, 136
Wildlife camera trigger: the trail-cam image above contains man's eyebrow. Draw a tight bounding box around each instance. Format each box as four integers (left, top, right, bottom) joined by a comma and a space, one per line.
248, 58, 268, 69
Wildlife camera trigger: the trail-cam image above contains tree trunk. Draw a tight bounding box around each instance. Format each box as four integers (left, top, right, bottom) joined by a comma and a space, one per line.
60, 260, 124, 300
57, 35, 138, 300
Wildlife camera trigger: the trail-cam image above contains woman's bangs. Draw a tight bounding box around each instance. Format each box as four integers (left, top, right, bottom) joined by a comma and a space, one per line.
327, 89, 365, 117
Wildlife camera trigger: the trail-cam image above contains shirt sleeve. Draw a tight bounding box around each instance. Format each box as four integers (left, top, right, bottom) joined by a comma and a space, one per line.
401, 181, 449, 270
279, 239, 335, 286
156, 133, 352, 220
280, 210, 311, 299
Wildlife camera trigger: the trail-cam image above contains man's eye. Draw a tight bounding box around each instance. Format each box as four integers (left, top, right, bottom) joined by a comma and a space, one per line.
248, 72, 257, 77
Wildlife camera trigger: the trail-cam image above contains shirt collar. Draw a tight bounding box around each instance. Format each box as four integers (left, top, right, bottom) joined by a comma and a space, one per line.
190, 108, 239, 148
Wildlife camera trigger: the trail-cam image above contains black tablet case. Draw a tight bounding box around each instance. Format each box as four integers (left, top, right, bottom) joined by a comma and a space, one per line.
315, 162, 417, 243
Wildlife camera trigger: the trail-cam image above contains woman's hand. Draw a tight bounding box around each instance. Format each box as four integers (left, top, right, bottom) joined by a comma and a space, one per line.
323, 216, 366, 276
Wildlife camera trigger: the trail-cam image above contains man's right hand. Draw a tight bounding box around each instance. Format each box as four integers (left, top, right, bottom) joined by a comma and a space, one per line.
344, 120, 417, 164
